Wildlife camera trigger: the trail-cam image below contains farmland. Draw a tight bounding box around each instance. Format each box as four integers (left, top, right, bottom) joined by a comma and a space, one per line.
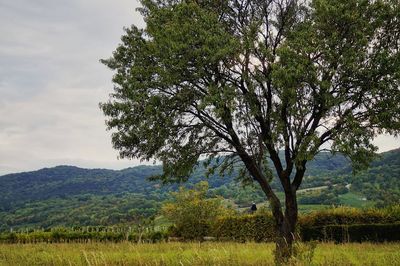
0, 242, 399, 266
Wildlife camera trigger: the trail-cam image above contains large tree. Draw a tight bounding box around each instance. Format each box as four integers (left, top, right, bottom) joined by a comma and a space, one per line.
101, 0, 400, 261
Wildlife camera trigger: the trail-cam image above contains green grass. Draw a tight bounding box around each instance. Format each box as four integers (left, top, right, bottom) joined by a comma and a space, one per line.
339, 192, 374, 208
298, 204, 329, 213
0, 242, 399, 265
296, 191, 375, 213
236, 193, 372, 214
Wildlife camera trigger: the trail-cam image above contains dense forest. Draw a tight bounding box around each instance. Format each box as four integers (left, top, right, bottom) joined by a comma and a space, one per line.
0, 149, 399, 230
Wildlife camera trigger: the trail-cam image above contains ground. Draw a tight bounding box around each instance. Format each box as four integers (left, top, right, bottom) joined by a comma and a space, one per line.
0, 242, 399, 265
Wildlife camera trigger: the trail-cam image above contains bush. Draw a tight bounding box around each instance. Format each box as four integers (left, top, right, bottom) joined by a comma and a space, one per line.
299, 206, 400, 226
301, 223, 400, 242
128, 231, 168, 243
147, 231, 168, 242
162, 181, 233, 240
2, 205, 399, 243
213, 214, 276, 242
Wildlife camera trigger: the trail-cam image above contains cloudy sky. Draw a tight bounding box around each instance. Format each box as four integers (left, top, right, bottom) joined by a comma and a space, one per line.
0, 0, 145, 175
0, 0, 398, 175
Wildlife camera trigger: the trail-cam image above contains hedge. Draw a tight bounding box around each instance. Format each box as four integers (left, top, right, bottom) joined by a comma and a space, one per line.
213, 214, 276, 242
301, 223, 400, 243
299, 206, 400, 226
2, 206, 400, 243
0, 230, 169, 244
211, 206, 400, 243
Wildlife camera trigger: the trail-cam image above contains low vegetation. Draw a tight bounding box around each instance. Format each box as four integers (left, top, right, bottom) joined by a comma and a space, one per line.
1, 149, 399, 230
0, 242, 400, 265
2, 204, 400, 244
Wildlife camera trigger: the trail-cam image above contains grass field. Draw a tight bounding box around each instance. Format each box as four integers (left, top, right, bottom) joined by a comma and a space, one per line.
0, 242, 399, 265
338, 192, 374, 208
297, 204, 329, 213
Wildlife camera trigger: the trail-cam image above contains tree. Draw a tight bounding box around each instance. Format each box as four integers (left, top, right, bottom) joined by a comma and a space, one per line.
101, 0, 400, 261
162, 181, 231, 240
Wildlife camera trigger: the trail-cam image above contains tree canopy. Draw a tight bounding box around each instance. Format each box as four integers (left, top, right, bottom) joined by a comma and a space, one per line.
101, 0, 400, 260
102, 0, 399, 181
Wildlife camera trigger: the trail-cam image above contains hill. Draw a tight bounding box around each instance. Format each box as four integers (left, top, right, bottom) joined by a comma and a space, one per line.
348, 148, 400, 207
0, 149, 399, 230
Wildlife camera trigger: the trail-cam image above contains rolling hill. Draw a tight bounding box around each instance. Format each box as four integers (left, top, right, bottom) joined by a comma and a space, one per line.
0, 149, 399, 230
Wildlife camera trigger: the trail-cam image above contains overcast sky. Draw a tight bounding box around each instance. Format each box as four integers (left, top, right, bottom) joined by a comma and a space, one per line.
0, 0, 399, 175
0, 0, 145, 175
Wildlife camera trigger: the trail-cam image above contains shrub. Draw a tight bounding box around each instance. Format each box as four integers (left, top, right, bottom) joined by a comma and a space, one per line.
299, 206, 400, 226
162, 181, 233, 240
301, 223, 400, 242
213, 214, 276, 242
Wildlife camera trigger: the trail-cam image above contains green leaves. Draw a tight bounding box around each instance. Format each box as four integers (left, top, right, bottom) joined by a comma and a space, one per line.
162, 181, 232, 239
146, 1, 237, 84
101, 0, 400, 201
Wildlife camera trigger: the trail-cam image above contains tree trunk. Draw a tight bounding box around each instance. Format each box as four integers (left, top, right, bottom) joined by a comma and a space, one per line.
274, 190, 298, 264
236, 151, 301, 263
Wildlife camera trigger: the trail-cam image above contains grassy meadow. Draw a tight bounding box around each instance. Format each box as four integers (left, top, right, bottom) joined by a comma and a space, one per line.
0, 242, 399, 266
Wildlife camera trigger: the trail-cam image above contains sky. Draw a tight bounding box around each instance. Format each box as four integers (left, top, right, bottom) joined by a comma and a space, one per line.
0, 0, 145, 175
0, 0, 398, 175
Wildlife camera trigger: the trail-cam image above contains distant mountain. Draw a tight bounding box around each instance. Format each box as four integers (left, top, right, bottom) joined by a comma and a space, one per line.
0, 165, 161, 209
0, 149, 398, 230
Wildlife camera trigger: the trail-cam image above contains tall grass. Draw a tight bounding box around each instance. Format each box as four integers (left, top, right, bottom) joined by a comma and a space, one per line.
0, 242, 399, 266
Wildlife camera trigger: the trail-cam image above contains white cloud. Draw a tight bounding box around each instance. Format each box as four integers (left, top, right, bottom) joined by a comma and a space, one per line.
373, 134, 399, 153
0, 0, 147, 175
0, 0, 398, 176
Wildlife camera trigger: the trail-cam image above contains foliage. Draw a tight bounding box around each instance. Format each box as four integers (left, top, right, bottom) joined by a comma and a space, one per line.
1, 205, 400, 244
0, 165, 163, 208
101, 0, 400, 182
101, 0, 400, 260
213, 213, 276, 242
162, 181, 232, 240
298, 190, 341, 205
0, 227, 169, 244
347, 148, 400, 207
0, 149, 399, 229
212, 206, 400, 243
0, 193, 162, 231
301, 223, 400, 243
299, 205, 400, 226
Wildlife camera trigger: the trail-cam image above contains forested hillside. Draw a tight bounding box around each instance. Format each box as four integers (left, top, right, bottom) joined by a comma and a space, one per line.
348, 149, 400, 207
0, 149, 399, 230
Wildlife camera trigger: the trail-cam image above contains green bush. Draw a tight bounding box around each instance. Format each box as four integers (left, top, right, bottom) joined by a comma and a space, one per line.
213, 214, 276, 242
2, 206, 400, 243
128, 231, 168, 243
299, 206, 400, 226
147, 231, 168, 242
212, 206, 400, 243
162, 182, 233, 240
301, 223, 400, 242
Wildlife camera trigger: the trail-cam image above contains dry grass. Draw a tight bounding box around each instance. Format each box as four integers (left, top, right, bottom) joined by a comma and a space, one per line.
0, 242, 399, 265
